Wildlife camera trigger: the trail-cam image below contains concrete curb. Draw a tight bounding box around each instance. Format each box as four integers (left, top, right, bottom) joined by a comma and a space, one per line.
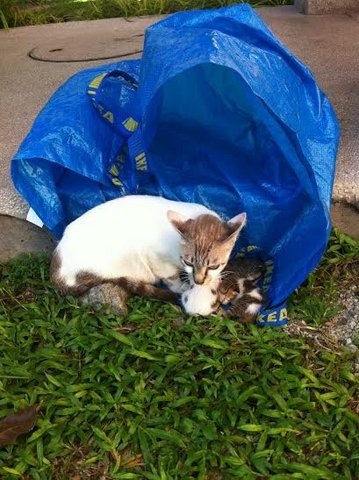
295, 0, 359, 15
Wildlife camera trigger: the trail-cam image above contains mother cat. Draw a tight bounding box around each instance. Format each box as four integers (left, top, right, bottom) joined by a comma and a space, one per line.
50, 195, 246, 303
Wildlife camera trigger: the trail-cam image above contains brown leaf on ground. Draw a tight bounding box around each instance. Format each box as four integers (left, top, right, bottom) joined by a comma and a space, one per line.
0, 406, 37, 446
347, 399, 359, 415
114, 324, 138, 334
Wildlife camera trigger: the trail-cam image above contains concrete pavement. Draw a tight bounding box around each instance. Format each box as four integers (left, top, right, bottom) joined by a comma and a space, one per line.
262, 6, 359, 206
0, 6, 358, 259
0, 15, 158, 219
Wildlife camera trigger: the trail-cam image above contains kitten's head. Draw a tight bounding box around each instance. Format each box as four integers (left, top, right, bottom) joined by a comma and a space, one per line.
167, 211, 247, 285
218, 276, 243, 305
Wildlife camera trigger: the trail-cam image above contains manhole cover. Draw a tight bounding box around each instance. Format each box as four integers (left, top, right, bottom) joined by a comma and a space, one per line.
29, 33, 144, 62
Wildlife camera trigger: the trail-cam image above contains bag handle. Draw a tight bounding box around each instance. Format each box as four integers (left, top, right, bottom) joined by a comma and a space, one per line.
88, 69, 140, 138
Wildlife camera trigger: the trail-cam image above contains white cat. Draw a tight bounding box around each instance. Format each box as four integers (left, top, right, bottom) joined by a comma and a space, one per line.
50, 195, 246, 303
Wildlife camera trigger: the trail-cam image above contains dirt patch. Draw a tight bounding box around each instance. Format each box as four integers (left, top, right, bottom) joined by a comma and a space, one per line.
286, 285, 359, 374
331, 202, 359, 241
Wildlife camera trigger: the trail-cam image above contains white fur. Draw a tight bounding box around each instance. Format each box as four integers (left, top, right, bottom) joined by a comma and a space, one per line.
207, 267, 222, 281
248, 289, 263, 301
236, 278, 245, 297
246, 302, 261, 315
55, 195, 217, 289
183, 264, 193, 275
181, 281, 219, 316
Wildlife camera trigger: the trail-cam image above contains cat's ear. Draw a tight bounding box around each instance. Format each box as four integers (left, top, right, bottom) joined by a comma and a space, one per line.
228, 212, 247, 234
220, 212, 247, 251
167, 210, 192, 238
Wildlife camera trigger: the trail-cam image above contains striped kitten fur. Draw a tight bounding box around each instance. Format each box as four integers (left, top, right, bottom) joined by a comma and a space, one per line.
218, 258, 266, 323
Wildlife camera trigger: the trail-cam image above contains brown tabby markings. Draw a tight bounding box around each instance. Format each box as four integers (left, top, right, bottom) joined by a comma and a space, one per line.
50, 250, 177, 303
173, 214, 239, 284
50, 250, 67, 293
224, 294, 263, 323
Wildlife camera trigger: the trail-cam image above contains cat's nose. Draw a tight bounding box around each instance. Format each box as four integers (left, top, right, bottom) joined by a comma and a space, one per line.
194, 274, 205, 285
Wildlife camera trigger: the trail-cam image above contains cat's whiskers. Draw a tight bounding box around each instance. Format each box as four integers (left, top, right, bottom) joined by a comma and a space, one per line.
180, 271, 190, 281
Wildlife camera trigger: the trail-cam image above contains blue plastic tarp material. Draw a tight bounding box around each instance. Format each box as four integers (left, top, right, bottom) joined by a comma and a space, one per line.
12, 4, 340, 325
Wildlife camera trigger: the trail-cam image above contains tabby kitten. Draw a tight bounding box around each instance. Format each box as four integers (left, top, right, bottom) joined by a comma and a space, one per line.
218, 258, 266, 323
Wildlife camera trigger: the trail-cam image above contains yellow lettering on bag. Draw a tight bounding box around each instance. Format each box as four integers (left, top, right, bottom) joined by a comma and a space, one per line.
135, 153, 147, 171
103, 111, 114, 123
267, 312, 277, 322
279, 309, 288, 321
122, 117, 138, 132
89, 73, 106, 89
112, 178, 123, 187
109, 165, 119, 176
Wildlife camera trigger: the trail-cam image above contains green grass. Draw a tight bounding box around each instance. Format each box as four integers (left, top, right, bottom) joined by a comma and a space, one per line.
289, 228, 359, 326
0, 0, 292, 29
0, 230, 358, 479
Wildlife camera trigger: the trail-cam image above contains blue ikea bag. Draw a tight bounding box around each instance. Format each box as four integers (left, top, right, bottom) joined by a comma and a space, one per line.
11, 4, 340, 325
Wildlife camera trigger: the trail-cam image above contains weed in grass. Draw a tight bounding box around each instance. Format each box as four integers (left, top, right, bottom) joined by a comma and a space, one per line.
0, 235, 358, 478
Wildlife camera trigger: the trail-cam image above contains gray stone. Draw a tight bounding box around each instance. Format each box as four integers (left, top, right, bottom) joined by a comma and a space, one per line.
295, 0, 359, 14
79, 283, 128, 316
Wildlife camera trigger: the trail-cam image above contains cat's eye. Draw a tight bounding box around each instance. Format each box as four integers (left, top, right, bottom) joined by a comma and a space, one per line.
182, 259, 193, 267
208, 264, 220, 270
